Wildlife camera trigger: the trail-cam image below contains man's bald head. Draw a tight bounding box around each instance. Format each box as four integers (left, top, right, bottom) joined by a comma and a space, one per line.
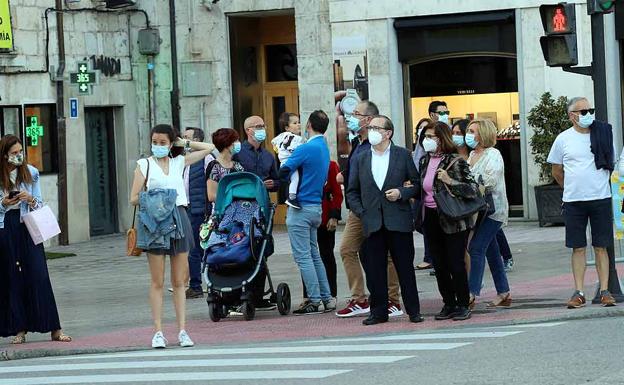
244, 116, 264, 130
244, 115, 266, 147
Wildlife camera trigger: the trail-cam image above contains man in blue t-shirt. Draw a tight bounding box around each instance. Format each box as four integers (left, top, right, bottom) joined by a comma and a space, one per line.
279, 110, 332, 315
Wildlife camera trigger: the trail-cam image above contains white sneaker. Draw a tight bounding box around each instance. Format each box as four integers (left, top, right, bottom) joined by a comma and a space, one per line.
323, 297, 337, 313
178, 330, 194, 347
151, 331, 167, 349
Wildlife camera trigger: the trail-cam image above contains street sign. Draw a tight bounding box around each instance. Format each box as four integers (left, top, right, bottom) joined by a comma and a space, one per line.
539, 3, 578, 67
69, 62, 97, 95
69, 98, 78, 119
25, 116, 44, 147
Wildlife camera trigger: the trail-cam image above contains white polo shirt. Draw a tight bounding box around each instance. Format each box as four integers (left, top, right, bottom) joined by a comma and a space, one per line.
547, 127, 611, 202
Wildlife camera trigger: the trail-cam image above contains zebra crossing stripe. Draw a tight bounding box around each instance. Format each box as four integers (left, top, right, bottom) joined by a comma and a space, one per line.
494, 322, 567, 329
0, 355, 413, 374
48, 343, 471, 361
0, 370, 351, 385
305, 331, 523, 343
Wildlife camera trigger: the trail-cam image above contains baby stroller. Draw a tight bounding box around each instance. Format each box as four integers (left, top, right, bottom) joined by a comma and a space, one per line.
201, 171, 291, 321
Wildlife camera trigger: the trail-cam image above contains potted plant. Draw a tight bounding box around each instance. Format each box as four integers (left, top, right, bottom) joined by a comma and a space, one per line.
527, 92, 569, 227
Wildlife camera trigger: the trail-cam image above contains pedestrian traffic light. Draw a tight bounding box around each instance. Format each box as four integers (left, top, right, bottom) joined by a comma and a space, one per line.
588, 0, 616, 15
539, 3, 578, 67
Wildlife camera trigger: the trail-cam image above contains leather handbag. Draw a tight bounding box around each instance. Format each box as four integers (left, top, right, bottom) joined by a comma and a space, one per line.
476, 175, 496, 216
434, 157, 487, 220
127, 159, 150, 256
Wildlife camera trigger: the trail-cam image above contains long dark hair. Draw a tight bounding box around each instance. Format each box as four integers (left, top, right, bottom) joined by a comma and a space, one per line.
428, 121, 457, 154
0, 135, 32, 191
150, 124, 184, 157
415, 118, 433, 146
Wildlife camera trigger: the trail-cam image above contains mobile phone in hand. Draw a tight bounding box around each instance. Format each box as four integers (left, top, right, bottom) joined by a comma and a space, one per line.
8, 191, 20, 199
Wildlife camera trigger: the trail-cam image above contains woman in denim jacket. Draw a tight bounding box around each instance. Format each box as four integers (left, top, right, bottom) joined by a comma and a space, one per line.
130, 124, 215, 349
0, 135, 71, 344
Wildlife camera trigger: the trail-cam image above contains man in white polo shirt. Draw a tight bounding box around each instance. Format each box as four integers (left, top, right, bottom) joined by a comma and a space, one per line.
547, 96, 616, 309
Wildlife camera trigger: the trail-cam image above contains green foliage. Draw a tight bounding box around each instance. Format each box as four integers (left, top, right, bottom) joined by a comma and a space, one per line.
527, 92, 570, 183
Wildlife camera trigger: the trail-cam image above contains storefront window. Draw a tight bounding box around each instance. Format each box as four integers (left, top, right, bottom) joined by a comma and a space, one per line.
0, 106, 22, 137
23, 104, 58, 174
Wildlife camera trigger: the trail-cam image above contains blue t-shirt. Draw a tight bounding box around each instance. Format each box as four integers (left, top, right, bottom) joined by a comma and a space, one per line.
280, 135, 330, 206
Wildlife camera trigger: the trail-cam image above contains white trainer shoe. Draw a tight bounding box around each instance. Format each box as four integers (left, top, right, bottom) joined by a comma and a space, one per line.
151, 331, 167, 349
178, 330, 195, 347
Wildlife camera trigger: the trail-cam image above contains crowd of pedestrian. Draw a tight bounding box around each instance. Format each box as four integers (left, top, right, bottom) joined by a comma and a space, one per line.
0, 94, 618, 349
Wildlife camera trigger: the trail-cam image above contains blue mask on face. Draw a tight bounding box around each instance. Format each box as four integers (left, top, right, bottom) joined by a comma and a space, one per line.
346, 115, 361, 132
452, 135, 465, 147
232, 141, 241, 155
254, 129, 267, 142
578, 113, 595, 129
465, 133, 479, 149
152, 144, 170, 158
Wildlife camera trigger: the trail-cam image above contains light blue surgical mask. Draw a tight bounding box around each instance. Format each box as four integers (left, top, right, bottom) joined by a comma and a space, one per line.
254, 129, 267, 142
465, 133, 479, 149
231, 141, 241, 155
346, 115, 361, 132
438, 114, 450, 125
452, 135, 465, 147
348, 131, 358, 142
152, 144, 170, 158
578, 113, 595, 129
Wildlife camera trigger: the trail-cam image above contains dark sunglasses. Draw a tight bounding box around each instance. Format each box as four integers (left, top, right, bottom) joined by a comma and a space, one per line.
435, 111, 450, 116
572, 108, 595, 116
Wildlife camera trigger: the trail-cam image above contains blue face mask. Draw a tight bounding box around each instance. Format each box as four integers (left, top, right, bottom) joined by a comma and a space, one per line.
452, 135, 465, 147
438, 113, 449, 125
346, 115, 361, 132
465, 133, 479, 149
254, 129, 267, 142
348, 131, 358, 142
231, 141, 241, 155
578, 113, 595, 129
152, 144, 170, 158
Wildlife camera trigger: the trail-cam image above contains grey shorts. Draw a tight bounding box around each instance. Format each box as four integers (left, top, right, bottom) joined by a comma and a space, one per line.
146, 206, 195, 256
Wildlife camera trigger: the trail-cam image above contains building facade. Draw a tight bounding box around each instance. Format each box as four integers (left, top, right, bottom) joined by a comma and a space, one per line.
0, 0, 621, 244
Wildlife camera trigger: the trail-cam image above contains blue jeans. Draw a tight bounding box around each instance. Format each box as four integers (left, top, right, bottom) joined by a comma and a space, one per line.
496, 229, 512, 261
468, 217, 510, 296
188, 212, 204, 291
286, 205, 331, 304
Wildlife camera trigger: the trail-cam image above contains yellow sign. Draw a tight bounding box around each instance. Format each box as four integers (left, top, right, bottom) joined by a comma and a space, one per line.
0, 0, 13, 50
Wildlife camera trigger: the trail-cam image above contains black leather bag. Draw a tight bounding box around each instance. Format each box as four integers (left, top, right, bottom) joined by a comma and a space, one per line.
434, 158, 487, 220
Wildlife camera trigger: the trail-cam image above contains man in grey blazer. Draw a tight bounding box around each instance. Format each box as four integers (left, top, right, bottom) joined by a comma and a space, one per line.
347, 115, 424, 325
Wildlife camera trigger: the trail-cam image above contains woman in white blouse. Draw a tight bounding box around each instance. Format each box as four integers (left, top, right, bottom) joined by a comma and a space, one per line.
465, 119, 512, 309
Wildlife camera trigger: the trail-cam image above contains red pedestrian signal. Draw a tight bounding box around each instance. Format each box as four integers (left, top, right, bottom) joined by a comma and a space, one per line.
539, 3, 578, 67
540, 4, 575, 34
553, 7, 568, 32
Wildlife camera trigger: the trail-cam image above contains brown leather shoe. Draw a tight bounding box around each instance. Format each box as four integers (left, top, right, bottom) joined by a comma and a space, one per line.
600, 291, 616, 307
567, 291, 586, 309
185, 287, 204, 299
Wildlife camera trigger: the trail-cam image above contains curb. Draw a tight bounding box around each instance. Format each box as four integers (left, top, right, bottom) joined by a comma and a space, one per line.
2, 306, 623, 362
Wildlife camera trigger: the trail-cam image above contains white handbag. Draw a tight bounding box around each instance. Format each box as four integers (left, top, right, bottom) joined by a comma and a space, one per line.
22, 205, 61, 245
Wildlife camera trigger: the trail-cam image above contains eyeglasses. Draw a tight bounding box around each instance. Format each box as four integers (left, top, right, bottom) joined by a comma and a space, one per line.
435, 111, 450, 116
571, 108, 595, 116
248, 125, 266, 130
368, 125, 388, 132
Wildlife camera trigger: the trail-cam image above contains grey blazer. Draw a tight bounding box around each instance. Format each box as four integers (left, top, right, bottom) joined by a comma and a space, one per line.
347, 144, 420, 237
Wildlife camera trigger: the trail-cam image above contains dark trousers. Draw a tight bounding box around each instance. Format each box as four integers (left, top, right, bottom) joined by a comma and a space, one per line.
423, 208, 470, 307
303, 226, 337, 298
361, 226, 421, 320
496, 229, 512, 261
188, 213, 204, 290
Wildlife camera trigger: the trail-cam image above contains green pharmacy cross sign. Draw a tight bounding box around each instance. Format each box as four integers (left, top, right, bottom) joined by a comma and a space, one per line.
26, 116, 44, 147
70, 62, 96, 94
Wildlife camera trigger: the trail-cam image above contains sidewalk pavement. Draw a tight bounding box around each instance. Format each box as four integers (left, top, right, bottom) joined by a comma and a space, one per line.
2, 222, 623, 360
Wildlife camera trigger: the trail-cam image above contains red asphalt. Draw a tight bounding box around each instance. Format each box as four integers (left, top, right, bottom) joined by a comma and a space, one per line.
3, 270, 611, 355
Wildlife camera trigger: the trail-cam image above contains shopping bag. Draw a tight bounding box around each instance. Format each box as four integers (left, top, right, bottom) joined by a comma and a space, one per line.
22, 205, 61, 245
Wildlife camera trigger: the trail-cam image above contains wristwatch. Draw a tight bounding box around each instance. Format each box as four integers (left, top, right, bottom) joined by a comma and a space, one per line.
339, 89, 360, 116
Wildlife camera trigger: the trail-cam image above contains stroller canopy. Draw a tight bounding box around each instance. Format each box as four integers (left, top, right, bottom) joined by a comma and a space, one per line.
213, 172, 271, 220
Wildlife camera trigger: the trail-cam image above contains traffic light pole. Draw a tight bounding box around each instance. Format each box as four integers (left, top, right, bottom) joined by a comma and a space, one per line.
589, 14, 624, 303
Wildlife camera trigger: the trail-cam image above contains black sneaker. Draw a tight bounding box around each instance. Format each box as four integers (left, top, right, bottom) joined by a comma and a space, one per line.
185, 287, 204, 299
452, 306, 472, 321
285, 198, 302, 209
293, 302, 323, 315
255, 299, 277, 311
434, 305, 457, 320
409, 314, 425, 323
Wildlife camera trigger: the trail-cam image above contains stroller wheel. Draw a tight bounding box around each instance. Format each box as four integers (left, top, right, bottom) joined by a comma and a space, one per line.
276, 283, 291, 315
209, 302, 221, 322
242, 301, 255, 321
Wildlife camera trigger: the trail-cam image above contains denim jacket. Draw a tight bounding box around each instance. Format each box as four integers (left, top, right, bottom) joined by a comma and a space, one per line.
0, 165, 44, 229
137, 188, 184, 250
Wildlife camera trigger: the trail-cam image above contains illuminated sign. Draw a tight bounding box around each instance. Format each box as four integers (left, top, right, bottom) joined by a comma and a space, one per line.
69, 62, 97, 94
26, 116, 44, 147
0, 0, 13, 50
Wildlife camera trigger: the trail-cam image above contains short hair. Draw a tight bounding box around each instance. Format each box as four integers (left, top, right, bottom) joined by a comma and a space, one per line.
308, 110, 329, 134
212, 128, 240, 152
278, 112, 298, 133
373, 115, 395, 139
428, 101, 447, 113
468, 119, 498, 148
185, 127, 205, 142
426, 121, 457, 154
359, 100, 379, 116
451, 119, 470, 137
567, 97, 588, 112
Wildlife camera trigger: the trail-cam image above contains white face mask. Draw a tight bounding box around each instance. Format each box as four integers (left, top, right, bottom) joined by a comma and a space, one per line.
368, 130, 383, 146
422, 137, 438, 153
